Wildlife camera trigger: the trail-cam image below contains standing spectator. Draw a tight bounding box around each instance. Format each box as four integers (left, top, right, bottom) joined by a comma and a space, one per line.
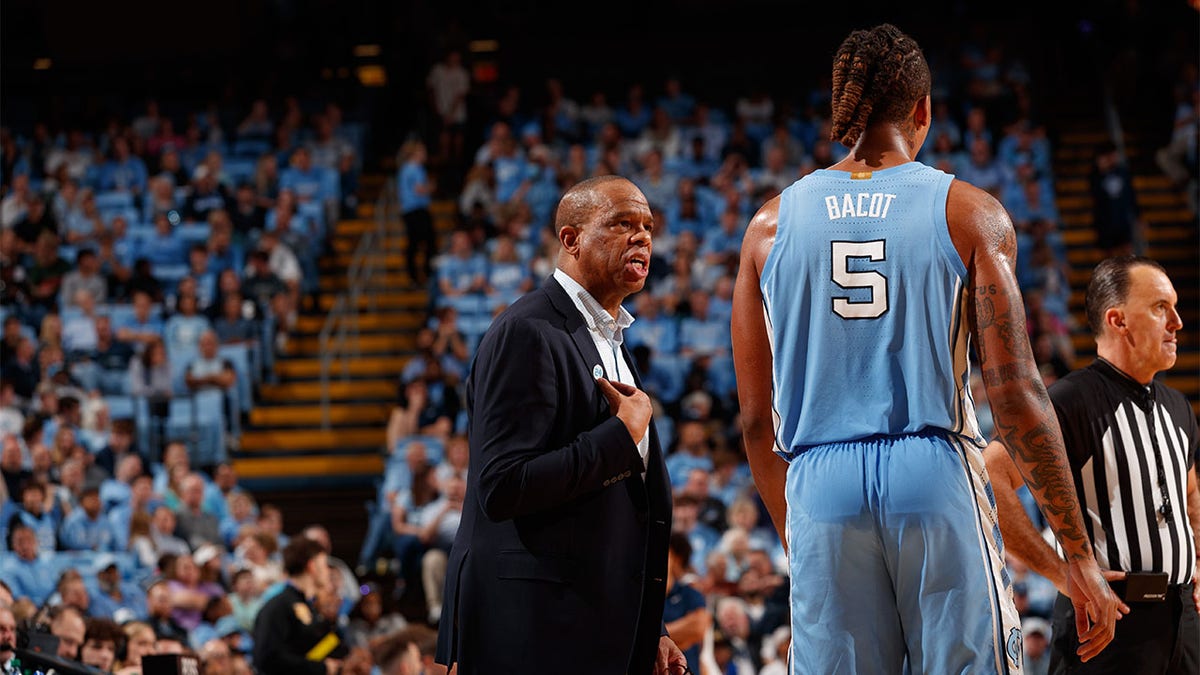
426, 48, 471, 168
185, 329, 237, 427
1089, 142, 1145, 258
129, 336, 173, 451
397, 139, 437, 285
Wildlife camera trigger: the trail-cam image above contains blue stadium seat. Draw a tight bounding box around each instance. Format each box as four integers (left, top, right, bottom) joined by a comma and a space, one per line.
177, 223, 212, 247
232, 139, 271, 158
95, 191, 135, 212
223, 158, 257, 185
105, 394, 136, 421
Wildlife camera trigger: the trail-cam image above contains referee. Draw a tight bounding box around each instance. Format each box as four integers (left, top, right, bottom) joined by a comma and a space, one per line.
986, 255, 1199, 674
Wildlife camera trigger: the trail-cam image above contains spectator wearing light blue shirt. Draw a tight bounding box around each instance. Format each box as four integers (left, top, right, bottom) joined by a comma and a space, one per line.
58, 485, 118, 552
96, 137, 148, 196
138, 212, 187, 268
435, 230, 487, 307
0, 520, 56, 605
279, 146, 330, 205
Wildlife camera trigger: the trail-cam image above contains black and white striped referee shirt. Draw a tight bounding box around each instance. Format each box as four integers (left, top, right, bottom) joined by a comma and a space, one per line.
1050, 358, 1199, 585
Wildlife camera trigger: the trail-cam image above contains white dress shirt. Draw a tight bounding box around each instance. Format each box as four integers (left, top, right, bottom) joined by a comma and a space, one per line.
554, 268, 650, 469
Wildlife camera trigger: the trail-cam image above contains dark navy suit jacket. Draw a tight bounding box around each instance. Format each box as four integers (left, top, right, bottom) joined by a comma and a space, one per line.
436, 276, 673, 675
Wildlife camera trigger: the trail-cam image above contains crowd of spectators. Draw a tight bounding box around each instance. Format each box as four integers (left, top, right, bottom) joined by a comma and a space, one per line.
1, 15, 1191, 675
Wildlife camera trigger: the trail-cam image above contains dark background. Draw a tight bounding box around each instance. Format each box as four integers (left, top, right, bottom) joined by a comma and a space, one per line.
3, 0, 1196, 170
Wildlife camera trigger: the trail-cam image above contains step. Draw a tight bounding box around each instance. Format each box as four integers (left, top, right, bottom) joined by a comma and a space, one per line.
258, 379, 398, 402
295, 312, 425, 333
250, 402, 392, 427
317, 291, 428, 311
273, 354, 413, 379
1137, 193, 1187, 207
231, 453, 385, 479
320, 273, 419, 291
238, 426, 385, 452
1132, 175, 1174, 190
289, 333, 418, 354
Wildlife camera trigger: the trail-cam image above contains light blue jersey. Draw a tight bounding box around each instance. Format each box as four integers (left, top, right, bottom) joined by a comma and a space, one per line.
761, 162, 983, 455
763, 162, 1021, 674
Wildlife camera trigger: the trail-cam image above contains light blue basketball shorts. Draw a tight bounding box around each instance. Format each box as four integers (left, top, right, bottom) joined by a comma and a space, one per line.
783, 431, 1023, 674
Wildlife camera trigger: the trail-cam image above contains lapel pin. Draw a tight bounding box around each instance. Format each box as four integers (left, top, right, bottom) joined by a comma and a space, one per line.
592, 364, 604, 379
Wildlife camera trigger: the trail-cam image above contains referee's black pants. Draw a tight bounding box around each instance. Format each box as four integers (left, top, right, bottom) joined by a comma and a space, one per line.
1048, 583, 1198, 674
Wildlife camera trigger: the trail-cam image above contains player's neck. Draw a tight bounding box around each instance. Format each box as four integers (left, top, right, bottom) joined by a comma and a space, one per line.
829, 127, 920, 173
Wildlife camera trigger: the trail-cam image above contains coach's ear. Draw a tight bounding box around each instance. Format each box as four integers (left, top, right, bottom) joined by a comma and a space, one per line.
559, 223, 581, 258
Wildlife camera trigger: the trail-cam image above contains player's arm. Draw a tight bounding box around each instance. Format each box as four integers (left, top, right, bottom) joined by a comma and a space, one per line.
949, 180, 1124, 659
731, 195, 789, 550
982, 439, 1069, 593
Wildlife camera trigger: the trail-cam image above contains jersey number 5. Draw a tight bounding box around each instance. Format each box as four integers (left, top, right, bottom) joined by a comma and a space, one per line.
831, 240, 888, 319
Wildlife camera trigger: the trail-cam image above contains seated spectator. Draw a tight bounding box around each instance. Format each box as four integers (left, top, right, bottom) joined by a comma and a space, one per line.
96, 419, 149, 483
79, 617, 123, 673
163, 551, 225, 632
77, 314, 136, 394
212, 289, 260, 345
665, 418, 715, 490
61, 248, 109, 308
227, 567, 264, 632
140, 212, 189, 268
663, 532, 709, 671
185, 165, 233, 223
126, 257, 166, 304
145, 578, 191, 645
0, 520, 56, 605
232, 529, 284, 593
346, 583, 407, 650
1, 336, 39, 402
230, 181, 267, 236
97, 136, 149, 197
1, 435, 32, 502
0, 381, 24, 439
385, 374, 459, 445
278, 146, 330, 205
187, 244, 219, 312
483, 234, 534, 310
435, 229, 487, 306
115, 289, 166, 352
58, 484, 118, 551
9, 478, 59, 552
414, 473, 465, 625
239, 248, 291, 352
89, 554, 148, 622
62, 289, 102, 355
174, 471, 223, 549
48, 604, 88, 662
148, 504, 192, 559
219, 490, 258, 549
26, 230, 72, 319
164, 291, 213, 358
113, 620, 159, 675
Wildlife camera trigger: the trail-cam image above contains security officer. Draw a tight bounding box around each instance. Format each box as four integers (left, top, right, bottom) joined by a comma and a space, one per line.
253, 537, 347, 675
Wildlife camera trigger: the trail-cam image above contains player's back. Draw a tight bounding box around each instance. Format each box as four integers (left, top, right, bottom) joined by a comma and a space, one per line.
761, 162, 982, 455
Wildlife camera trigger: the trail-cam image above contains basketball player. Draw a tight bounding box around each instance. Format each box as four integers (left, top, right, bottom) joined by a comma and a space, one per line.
731, 23, 1125, 674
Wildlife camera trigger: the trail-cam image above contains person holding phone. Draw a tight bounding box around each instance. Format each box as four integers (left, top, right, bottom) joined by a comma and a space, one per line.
986, 255, 1198, 673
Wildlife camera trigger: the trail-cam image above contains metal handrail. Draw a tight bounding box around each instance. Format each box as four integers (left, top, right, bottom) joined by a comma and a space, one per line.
319, 176, 399, 429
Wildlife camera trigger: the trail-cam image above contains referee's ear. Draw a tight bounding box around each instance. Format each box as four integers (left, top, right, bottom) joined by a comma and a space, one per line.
1103, 306, 1127, 337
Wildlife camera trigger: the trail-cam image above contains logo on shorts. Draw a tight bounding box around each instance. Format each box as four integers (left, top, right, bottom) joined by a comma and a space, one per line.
1006, 627, 1022, 667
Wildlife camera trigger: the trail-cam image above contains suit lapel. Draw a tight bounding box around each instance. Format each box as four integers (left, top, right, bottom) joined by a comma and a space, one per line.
544, 276, 608, 377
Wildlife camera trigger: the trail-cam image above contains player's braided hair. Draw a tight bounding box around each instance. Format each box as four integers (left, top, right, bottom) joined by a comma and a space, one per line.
830, 24, 931, 149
